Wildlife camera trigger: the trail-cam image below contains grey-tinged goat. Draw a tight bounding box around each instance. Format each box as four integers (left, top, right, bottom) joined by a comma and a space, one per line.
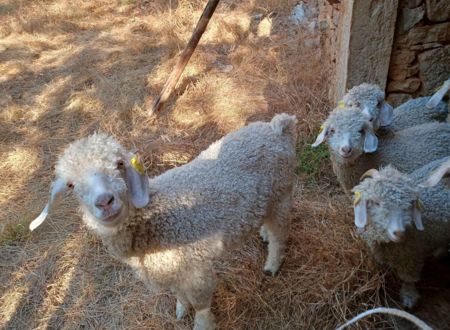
342, 80, 450, 131
30, 114, 298, 330
351, 160, 450, 308
312, 107, 450, 196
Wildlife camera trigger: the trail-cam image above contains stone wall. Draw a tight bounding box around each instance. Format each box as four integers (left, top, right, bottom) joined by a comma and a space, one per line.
387, 0, 450, 106
317, 0, 341, 100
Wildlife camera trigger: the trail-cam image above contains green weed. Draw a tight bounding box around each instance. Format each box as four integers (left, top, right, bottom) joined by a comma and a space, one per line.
297, 138, 329, 184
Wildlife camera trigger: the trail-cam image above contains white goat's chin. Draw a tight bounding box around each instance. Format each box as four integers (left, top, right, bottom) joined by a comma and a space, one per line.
335, 152, 359, 165
98, 207, 127, 227
339, 152, 353, 159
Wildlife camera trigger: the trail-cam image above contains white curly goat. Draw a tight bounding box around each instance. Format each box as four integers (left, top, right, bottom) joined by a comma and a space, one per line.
30, 113, 298, 330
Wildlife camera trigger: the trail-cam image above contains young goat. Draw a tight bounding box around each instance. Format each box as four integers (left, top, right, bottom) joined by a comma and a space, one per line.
312, 107, 450, 196
341, 80, 450, 131
30, 114, 298, 330
352, 161, 450, 308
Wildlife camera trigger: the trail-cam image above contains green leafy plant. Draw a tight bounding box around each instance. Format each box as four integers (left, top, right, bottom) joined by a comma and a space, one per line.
297, 138, 329, 183
1, 220, 30, 245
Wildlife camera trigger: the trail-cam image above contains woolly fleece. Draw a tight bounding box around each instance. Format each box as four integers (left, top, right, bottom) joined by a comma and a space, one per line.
353, 161, 450, 286
47, 113, 298, 329
323, 107, 450, 195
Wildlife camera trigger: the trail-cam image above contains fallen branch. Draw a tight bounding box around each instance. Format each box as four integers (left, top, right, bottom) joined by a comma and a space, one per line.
150, 0, 220, 115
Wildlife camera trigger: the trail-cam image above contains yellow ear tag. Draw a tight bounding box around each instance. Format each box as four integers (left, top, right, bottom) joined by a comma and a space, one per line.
338, 100, 345, 109
131, 155, 145, 175
319, 125, 324, 133
353, 191, 361, 206
415, 199, 425, 211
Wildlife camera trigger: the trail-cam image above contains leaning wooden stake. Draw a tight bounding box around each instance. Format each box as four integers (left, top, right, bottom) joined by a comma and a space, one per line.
150, 0, 220, 115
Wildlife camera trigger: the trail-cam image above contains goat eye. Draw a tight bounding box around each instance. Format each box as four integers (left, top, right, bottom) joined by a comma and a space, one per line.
369, 117, 373, 122
67, 182, 74, 189
117, 160, 124, 168
358, 128, 364, 134
329, 128, 335, 134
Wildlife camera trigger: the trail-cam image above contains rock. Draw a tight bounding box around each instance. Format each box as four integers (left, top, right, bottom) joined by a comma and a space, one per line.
408, 22, 450, 45
390, 50, 416, 65
291, 3, 307, 25
410, 42, 442, 51
425, 0, 450, 22
395, 34, 410, 46
407, 64, 419, 77
291, 1, 319, 25
399, 5, 424, 32
389, 67, 407, 81
388, 64, 419, 80
418, 45, 450, 94
387, 78, 421, 93
387, 93, 413, 107
308, 20, 318, 33
401, 0, 423, 9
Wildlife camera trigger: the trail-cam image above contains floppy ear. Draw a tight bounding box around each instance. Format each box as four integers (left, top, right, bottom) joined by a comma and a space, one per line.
412, 199, 424, 231
30, 178, 68, 231
124, 154, 150, 208
421, 161, 450, 188
354, 198, 368, 228
379, 102, 394, 127
363, 127, 378, 153
312, 125, 329, 147
426, 78, 450, 109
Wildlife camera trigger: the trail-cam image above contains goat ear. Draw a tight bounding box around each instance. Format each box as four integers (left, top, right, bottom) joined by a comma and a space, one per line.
412, 199, 424, 231
421, 162, 450, 188
312, 125, 328, 147
363, 127, 378, 153
426, 78, 450, 109
353, 193, 367, 228
124, 154, 150, 208
379, 102, 394, 127
30, 178, 68, 231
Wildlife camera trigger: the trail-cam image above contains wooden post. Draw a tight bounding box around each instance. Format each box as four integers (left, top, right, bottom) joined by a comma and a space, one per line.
150, 0, 220, 115
332, 0, 399, 102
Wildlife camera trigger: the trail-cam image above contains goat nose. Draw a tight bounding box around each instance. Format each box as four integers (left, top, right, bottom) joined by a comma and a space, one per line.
341, 146, 352, 154
95, 193, 114, 210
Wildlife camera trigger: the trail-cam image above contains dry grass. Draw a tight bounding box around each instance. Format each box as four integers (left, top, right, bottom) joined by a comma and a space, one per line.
0, 0, 408, 329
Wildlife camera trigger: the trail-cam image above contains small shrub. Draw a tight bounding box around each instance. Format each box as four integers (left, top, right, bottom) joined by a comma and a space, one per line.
1, 220, 30, 245
297, 137, 329, 184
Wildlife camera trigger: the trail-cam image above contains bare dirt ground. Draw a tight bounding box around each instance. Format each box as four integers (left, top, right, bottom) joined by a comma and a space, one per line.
1, 0, 449, 329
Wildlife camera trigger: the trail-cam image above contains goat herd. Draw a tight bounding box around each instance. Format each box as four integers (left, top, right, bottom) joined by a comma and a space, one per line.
29, 80, 450, 329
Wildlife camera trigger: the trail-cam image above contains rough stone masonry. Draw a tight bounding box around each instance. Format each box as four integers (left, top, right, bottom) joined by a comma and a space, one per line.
387, 0, 450, 106
318, 0, 449, 106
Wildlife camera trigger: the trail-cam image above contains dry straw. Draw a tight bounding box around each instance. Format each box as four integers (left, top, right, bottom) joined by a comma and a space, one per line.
0, 0, 440, 329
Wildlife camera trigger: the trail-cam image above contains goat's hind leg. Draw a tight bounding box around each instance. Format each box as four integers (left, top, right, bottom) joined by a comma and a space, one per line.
263, 194, 292, 276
